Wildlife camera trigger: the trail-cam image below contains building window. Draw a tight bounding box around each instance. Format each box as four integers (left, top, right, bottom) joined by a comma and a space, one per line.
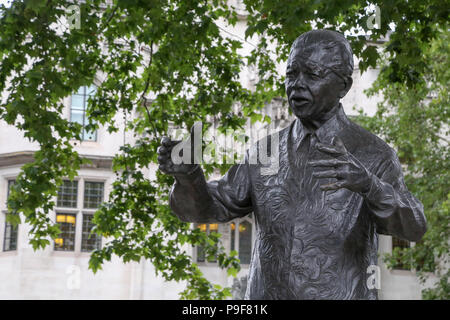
3, 219, 18, 252
3, 180, 18, 251
54, 214, 76, 251
71, 85, 97, 141
53, 178, 104, 252
195, 223, 218, 263
392, 236, 411, 270
84, 181, 104, 209
81, 214, 101, 252
194, 218, 254, 265
230, 218, 253, 265
57, 180, 78, 208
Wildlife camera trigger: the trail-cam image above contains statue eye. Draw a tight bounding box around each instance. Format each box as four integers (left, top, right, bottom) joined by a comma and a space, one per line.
286, 69, 296, 78
308, 72, 321, 80
303, 63, 323, 80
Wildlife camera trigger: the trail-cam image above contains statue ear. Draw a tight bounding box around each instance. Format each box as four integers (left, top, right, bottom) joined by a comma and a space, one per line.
339, 76, 353, 98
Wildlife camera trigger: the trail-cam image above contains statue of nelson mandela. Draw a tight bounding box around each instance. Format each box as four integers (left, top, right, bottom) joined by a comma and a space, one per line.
157, 29, 427, 300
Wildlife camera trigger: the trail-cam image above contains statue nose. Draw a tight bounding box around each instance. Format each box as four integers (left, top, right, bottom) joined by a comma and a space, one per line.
293, 72, 307, 89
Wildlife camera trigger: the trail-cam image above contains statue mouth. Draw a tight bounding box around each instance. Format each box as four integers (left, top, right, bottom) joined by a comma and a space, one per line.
291, 96, 311, 107
289, 91, 312, 106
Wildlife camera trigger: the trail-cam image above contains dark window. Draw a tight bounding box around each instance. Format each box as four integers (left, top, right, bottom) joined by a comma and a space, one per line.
238, 220, 252, 264
392, 236, 411, 270
81, 214, 101, 252
230, 222, 235, 254
230, 219, 253, 265
71, 85, 97, 141
54, 214, 76, 251
3, 180, 18, 251
392, 237, 410, 249
84, 181, 104, 209
196, 223, 218, 263
57, 180, 78, 208
3, 220, 18, 251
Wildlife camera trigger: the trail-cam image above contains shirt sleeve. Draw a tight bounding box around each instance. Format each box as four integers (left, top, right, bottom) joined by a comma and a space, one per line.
363, 148, 427, 242
169, 158, 253, 223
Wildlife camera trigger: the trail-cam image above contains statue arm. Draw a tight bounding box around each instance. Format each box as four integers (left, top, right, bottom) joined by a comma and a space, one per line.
169, 160, 253, 223
363, 149, 427, 242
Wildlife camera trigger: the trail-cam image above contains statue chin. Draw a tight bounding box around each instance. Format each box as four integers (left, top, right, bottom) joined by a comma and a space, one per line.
290, 103, 312, 117
291, 106, 319, 122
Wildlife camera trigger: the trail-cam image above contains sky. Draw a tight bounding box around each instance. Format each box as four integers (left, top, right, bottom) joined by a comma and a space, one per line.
0, 0, 12, 8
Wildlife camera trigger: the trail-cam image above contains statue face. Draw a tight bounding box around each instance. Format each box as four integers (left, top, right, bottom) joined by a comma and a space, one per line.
285, 45, 347, 121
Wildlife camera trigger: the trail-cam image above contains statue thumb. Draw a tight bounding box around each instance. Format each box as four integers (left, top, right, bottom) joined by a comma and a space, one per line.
332, 136, 346, 151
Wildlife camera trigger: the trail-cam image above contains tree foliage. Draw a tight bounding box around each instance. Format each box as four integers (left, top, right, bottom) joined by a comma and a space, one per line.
359, 28, 449, 299
0, 0, 448, 299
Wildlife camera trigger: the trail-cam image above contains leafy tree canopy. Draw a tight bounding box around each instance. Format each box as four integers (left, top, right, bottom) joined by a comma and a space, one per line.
0, 0, 448, 299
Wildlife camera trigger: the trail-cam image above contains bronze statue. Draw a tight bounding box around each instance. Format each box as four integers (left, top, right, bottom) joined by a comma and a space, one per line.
157, 30, 427, 299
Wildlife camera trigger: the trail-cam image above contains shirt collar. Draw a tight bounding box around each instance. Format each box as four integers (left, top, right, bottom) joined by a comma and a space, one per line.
291, 103, 349, 151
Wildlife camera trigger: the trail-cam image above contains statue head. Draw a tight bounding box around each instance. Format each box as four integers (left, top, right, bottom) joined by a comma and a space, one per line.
285, 29, 354, 121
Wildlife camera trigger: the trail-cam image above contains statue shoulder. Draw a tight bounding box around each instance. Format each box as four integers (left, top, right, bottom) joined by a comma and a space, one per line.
343, 120, 396, 162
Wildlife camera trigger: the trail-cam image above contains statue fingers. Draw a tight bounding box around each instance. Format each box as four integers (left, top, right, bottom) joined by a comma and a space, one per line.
320, 180, 347, 191
161, 136, 172, 147
157, 153, 170, 164
157, 145, 168, 155
315, 143, 345, 156
312, 170, 338, 179
158, 163, 169, 174
331, 136, 347, 153
308, 159, 348, 167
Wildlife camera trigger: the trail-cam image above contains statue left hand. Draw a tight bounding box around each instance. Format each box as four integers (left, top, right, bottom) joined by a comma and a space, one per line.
308, 136, 372, 193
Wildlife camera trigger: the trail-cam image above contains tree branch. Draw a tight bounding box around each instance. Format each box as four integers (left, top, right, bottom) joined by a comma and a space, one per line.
139, 41, 158, 138
100, 4, 119, 33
